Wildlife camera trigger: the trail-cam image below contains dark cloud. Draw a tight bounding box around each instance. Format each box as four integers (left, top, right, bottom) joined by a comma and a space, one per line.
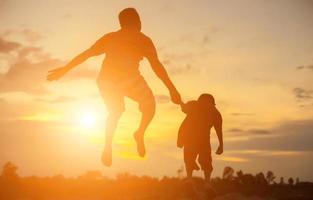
0, 34, 99, 95
296, 65, 313, 71
0, 36, 63, 94
63, 13, 72, 19
227, 119, 313, 151
202, 33, 210, 44
0, 38, 21, 53
226, 128, 270, 135
0, 59, 61, 95
0, 0, 7, 8
248, 129, 271, 135
155, 94, 170, 104
226, 128, 244, 133
293, 87, 313, 100
230, 112, 255, 116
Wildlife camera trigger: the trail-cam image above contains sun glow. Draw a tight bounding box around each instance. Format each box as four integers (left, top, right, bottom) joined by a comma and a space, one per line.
78, 111, 98, 129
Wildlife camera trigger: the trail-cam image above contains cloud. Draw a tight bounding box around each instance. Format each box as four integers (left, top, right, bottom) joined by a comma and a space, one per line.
0, 58, 62, 95
158, 30, 217, 76
293, 87, 313, 100
230, 112, 255, 116
216, 156, 249, 163
0, 36, 63, 94
2, 28, 43, 44
248, 129, 271, 135
227, 128, 270, 135
227, 128, 244, 133
20, 29, 42, 43
296, 65, 313, 71
155, 94, 170, 104
0, 31, 101, 96
162, 61, 196, 76
0, 0, 7, 8
228, 119, 313, 152
35, 96, 77, 104
0, 38, 21, 53
68, 68, 98, 80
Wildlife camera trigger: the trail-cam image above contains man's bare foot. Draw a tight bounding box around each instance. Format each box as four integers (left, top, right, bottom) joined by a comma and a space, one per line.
101, 147, 112, 167
134, 131, 145, 157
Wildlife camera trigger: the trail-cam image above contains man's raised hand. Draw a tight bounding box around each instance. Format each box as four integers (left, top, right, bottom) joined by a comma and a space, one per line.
170, 90, 182, 105
47, 67, 69, 81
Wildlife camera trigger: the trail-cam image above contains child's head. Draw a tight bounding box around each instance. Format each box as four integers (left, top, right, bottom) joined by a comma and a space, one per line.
197, 93, 215, 107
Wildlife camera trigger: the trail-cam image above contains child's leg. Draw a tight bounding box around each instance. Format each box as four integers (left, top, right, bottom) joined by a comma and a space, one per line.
198, 148, 213, 182
186, 166, 194, 179
184, 147, 200, 179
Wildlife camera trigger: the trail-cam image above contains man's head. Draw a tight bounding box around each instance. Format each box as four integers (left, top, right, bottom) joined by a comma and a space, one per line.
119, 8, 141, 31
198, 93, 215, 107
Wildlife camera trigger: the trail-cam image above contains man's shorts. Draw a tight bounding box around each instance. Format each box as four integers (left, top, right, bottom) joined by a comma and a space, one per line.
184, 146, 213, 171
97, 75, 155, 114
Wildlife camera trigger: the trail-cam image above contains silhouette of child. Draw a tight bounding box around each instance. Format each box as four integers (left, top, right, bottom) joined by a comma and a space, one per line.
178, 94, 223, 182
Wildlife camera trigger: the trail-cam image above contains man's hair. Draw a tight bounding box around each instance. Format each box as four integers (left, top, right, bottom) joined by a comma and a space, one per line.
198, 93, 215, 105
118, 8, 141, 30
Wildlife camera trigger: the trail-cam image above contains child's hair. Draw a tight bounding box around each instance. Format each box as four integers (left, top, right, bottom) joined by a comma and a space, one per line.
198, 93, 215, 105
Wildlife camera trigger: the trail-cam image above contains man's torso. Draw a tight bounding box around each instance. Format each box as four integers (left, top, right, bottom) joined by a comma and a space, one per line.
98, 30, 151, 81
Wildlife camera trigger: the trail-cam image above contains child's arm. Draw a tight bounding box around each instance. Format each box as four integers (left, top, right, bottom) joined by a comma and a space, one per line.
214, 111, 223, 155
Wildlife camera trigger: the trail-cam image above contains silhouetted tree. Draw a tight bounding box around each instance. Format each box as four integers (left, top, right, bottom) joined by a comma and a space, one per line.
80, 170, 103, 180
236, 170, 255, 185
222, 166, 234, 181
266, 171, 275, 184
0, 162, 312, 200
288, 177, 294, 186
1, 161, 18, 179
279, 177, 285, 185
296, 177, 300, 185
0, 161, 20, 199
255, 172, 267, 185
177, 166, 184, 179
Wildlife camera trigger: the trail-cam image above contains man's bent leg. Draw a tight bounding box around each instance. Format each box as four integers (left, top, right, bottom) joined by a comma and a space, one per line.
134, 98, 156, 157
198, 149, 213, 182
184, 148, 199, 180
124, 77, 156, 157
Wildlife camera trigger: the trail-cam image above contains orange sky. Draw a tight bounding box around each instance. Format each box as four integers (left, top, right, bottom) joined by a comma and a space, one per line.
0, 0, 313, 180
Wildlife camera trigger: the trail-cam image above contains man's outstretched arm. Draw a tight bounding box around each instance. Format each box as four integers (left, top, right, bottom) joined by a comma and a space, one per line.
145, 39, 181, 104
47, 35, 108, 81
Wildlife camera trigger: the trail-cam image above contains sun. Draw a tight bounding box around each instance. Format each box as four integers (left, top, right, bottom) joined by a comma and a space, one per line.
79, 111, 97, 128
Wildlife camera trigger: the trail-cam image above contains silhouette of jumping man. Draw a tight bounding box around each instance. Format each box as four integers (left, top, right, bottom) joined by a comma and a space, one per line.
177, 94, 223, 183
47, 8, 181, 166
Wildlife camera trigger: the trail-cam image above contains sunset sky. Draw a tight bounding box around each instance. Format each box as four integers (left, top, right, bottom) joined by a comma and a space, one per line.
0, 0, 313, 181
